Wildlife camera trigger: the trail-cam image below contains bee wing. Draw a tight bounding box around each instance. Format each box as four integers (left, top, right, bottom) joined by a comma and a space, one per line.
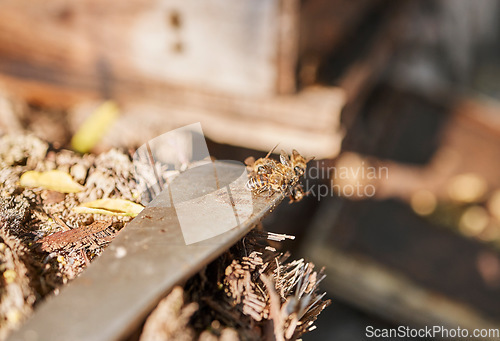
280, 150, 290, 166
293, 149, 314, 164
244, 156, 255, 166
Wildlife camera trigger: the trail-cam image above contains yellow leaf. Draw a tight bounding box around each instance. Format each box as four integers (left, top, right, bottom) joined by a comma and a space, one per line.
3, 269, 17, 284
71, 101, 120, 153
73, 199, 144, 217
20, 170, 84, 193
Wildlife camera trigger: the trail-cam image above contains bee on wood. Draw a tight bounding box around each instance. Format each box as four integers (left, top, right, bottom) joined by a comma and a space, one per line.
245, 174, 269, 193
244, 144, 279, 176
245, 148, 313, 203
277, 150, 299, 185
245, 173, 287, 194
289, 184, 306, 203
280, 149, 314, 178
276, 149, 313, 202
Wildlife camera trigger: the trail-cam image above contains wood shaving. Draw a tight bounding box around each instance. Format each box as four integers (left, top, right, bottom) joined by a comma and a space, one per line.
140, 287, 198, 341
143, 230, 330, 341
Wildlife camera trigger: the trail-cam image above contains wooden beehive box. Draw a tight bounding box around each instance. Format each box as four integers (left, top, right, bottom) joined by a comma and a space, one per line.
0, 0, 402, 158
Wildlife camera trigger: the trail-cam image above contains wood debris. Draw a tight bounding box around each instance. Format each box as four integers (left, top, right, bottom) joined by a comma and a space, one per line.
142, 230, 330, 341
0, 202, 37, 339
35, 221, 117, 253
222, 234, 329, 340
140, 287, 198, 341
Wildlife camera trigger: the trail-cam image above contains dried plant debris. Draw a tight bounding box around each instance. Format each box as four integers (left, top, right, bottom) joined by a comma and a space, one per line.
0, 228, 36, 340
221, 234, 329, 340
81, 149, 141, 202
34, 221, 117, 254
0, 93, 24, 135
20, 170, 85, 193
0, 196, 31, 234
71, 101, 120, 154
140, 287, 199, 341
0, 134, 48, 169
141, 231, 330, 341
0, 134, 147, 339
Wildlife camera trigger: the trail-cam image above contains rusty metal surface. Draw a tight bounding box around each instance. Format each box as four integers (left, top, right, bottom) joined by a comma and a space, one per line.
10, 162, 283, 341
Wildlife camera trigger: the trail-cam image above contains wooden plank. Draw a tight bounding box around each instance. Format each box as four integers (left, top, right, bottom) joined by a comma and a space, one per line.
128, 0, 282, 97
276, 0, 300, 94
0, 0, 291, 98
0, 68, 345, 158
0, 0, 405, 158
87, 85, 346, 159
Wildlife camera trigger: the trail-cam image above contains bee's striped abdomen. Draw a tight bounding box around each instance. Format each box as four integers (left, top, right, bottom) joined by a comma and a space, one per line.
246, 174, 269, 192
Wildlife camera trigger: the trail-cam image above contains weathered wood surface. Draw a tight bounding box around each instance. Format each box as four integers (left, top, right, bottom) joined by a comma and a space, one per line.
36, 221, 116, 253
0, 0, 391, 100
93, 85, 346, 159
0, 0, 294, 98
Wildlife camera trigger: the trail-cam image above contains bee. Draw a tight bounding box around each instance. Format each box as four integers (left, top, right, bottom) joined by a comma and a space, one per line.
289, 184, 306, 202
244, 144, 279, 176
245, 148, 313, 203
276, 149, 313, 202
245, 173, 286, 195
281, 149, 314, 178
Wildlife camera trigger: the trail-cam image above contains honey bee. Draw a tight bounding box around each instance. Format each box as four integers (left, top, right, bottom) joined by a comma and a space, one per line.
244, 144, 279, 176
289, 184, 306, 202
245, 148, 313, 203
280, 149, 314, 178
245, 173, 286, 194
245, 173, 268, 193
